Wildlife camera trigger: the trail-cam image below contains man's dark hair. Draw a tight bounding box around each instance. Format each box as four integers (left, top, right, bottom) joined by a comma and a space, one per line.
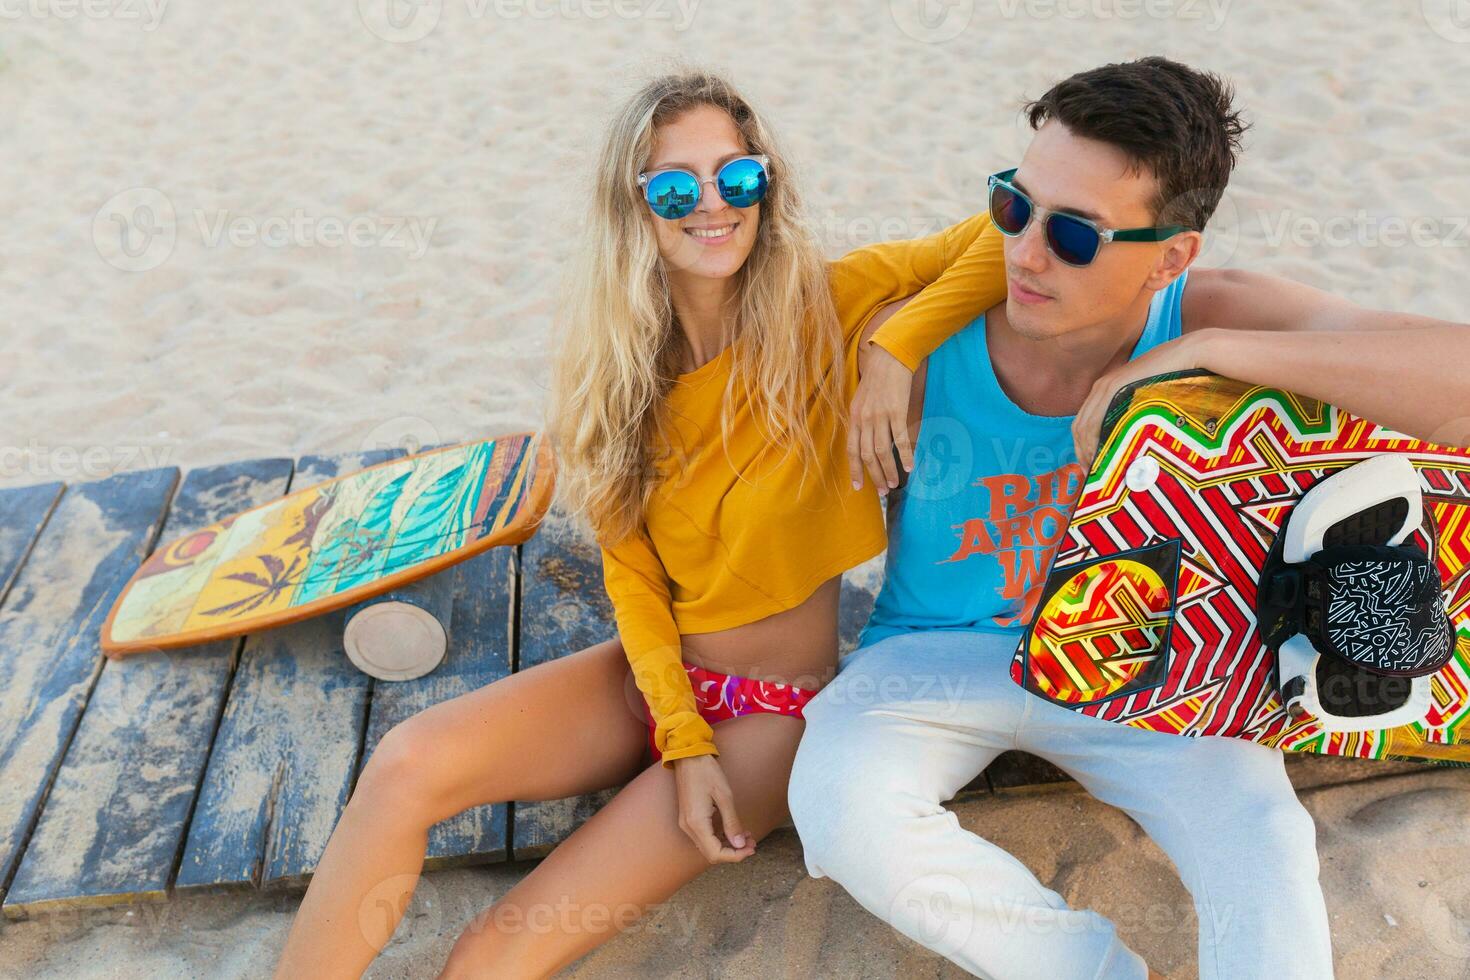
1022, 56, 1248, 231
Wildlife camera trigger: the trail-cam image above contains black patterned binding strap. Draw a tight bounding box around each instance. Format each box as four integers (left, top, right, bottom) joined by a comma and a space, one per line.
1268, 543, 1456, 678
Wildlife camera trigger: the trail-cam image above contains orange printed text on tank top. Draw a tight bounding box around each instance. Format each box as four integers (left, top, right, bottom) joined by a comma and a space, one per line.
940, 462, 1087, 627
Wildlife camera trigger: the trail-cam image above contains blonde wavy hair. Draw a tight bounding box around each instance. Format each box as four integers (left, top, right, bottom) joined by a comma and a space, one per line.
546, 69, 844, 545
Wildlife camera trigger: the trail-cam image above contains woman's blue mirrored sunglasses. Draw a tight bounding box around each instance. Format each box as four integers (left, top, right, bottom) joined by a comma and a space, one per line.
638, 155, 770, 220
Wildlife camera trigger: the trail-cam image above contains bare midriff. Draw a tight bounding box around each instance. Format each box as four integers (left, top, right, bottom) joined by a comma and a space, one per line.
676, 576, 842, 693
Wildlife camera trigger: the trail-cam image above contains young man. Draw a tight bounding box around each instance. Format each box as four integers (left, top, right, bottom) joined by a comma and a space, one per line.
789, 57, 1470, 980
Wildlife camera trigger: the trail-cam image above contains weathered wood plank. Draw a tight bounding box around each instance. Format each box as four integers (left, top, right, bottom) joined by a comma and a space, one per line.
0, 468, 178, 911
358, 547, 516, 869
986, 751, 1075, 794
0, 481, 64, 611
175, 450, 398, 893
3, 459, 293, 916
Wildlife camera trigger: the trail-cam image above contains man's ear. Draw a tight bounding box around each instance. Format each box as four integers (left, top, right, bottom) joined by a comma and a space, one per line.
1145, 231, 1201, 291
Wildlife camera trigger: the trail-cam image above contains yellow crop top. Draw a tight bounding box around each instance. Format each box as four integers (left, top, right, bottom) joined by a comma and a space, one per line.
600, 210, 1007, 766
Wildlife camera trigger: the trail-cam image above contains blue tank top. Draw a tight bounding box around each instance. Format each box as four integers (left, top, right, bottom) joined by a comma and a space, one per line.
860, 271, 1189, 648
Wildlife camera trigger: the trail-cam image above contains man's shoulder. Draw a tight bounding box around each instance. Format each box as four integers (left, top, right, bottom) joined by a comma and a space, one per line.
1178, 266, 1227, 333
1180, 266, 1260, 333
1179, 266, 1324, 334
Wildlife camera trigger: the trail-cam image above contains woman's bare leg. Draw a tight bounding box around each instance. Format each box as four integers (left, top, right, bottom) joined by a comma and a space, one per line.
438, 711, 804, 979
273, 639, 649, 979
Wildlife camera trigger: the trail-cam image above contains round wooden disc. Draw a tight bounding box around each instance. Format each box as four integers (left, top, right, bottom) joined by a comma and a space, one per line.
343, 600, 447, 681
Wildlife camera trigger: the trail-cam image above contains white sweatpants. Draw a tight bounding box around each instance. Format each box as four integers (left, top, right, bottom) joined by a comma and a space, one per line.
787, 628, 1334, 980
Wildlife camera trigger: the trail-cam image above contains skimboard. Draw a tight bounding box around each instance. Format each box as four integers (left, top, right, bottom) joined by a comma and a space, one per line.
1010, 371, 1470, 765
101, 433, 554, 670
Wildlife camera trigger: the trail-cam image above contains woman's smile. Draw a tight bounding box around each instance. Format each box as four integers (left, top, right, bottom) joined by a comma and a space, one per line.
685, 222, 738, 244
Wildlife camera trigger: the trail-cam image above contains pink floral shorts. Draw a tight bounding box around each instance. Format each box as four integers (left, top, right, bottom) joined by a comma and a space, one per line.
641, 662, 819, 763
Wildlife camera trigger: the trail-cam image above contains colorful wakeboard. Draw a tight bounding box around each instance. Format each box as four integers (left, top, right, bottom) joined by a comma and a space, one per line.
101, 434, 553, 656
1010, 371, 1470, 765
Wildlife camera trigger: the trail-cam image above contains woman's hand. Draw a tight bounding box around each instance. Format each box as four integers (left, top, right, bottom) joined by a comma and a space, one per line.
671, 754, 755, 863
848, 343, 915, 495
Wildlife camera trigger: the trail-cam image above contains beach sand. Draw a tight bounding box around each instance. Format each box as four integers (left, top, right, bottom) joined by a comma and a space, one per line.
5, 765, 1470, 978
3, 0, 1469, 976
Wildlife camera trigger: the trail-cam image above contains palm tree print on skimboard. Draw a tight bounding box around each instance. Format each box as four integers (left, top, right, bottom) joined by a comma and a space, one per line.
101, 434, 553, 656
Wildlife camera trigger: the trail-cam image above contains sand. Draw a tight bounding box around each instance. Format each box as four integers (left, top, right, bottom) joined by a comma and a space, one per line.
4, 766, 1469, 978
2, 0, 1468, 976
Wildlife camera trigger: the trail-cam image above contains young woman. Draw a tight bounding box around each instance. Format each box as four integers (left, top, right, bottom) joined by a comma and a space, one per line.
273, 70, 1005, 978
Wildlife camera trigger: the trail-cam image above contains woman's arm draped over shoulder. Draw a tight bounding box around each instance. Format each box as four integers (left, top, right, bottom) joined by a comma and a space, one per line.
828, 209, 1008, 369
600, 525, 716, 768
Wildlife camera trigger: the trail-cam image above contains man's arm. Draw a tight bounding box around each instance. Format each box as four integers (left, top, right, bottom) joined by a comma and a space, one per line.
1184, 267, 1470, 447
1184, 267, 1458, 334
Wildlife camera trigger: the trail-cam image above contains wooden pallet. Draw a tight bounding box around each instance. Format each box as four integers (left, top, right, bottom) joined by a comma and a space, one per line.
0, 453, 1413, 917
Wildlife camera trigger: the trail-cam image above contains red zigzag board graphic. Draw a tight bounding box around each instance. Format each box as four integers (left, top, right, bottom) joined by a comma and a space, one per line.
1010, 370, 1470, 765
